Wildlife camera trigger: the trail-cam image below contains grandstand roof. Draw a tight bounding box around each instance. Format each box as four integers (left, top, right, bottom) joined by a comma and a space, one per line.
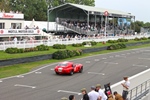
49, 3, 134, 18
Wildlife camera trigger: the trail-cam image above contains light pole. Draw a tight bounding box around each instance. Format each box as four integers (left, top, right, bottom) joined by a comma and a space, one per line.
47, 5, 49, 33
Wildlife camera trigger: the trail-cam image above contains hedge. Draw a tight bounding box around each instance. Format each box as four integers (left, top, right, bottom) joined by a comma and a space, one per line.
107, 43, 126, 50
52, 44, 66, 49
82, 41, 97, 46
52, 49, 83, 59
72, 43, 83, 47
5, 45, 49, 54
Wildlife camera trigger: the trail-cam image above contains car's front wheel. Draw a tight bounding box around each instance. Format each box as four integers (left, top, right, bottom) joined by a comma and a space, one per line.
55, 72, 59, 75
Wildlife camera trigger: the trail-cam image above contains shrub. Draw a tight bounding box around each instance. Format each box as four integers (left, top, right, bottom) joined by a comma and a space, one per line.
53, 44, 66, 49
36, 45, 49, 51
5, 48, 18, 54
52, 49, 83, 59
72, 43, 83, 47
107, 40, 118, 43
82, 41, 97, 46
107, 43, 126, 50
90, 41, 97, 46
140, 37, 147, 40
134, 37, 141, 41
17, 48, 24, 53
82, 42, 86, 45
117, 38, 128, 42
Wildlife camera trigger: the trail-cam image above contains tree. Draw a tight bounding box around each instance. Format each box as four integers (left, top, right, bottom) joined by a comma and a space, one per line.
9, 0, 47, 21
131, 21, 144, 33
46, 0, 95, 8
143, 22, 150, 28
0, 0, 10, 12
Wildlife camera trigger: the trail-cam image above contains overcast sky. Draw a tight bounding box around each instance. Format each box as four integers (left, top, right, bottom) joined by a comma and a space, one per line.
95, 0, 149, 23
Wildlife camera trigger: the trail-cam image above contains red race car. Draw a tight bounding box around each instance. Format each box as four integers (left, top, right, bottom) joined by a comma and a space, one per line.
54, 61, 83, 75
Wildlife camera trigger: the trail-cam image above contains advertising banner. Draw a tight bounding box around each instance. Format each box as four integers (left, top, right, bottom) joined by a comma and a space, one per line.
0, 13, 24, 19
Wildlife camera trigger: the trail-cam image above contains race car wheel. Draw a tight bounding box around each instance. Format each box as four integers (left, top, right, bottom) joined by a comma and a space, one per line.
55, 72, 59, 75
79, 67, 83, 73
70, 70, 74, 75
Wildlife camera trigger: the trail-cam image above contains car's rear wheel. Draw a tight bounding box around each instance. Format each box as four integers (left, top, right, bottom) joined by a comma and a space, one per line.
79, 67, 83, 73
70, 70, 74, 75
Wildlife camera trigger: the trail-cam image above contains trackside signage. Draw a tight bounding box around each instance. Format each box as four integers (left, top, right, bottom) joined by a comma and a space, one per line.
0, 13, 24, 19
0, 29, 41, 34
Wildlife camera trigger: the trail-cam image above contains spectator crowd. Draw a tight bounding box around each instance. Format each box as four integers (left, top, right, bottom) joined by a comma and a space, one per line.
60, 76, 130, 100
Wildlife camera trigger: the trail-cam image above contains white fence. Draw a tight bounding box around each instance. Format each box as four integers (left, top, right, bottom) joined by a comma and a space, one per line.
0, 35, 150, 51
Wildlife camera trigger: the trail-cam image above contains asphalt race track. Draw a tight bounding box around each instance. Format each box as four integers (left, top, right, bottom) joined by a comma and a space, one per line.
0, 47, 150, 100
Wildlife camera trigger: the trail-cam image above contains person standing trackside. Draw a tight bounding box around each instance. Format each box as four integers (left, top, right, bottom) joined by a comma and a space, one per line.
88, 86, 100, 100
81, 88, 89, 100
69, 95, 75, 100
121, 76, 130, 100
95, 84, 107, 100
113, 91, 123, 100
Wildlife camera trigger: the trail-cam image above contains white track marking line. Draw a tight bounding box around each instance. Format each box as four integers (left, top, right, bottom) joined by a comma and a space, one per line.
133, 64, 148, 68
51, 68, 54, 71
109, 56, 114, 58
115, 55, 126, 58
121, 54, 126, 56
142, 53, 150, 55
86, 61, 91, 63
88, 72, 105, 75
141, 50, 150, 51
94, 59, 99, 61
104, 62, 118, 64
0, 80, 3, 82
58, 90, 81, 95
16, 75, 24, 78
138, 58, 150, 60
102, 58, 107, 59
35, 72, 42, 74
14, 84, 36, 89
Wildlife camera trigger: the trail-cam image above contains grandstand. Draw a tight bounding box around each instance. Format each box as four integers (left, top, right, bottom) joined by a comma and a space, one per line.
0, 3, 135, 41
47, 3, 135, 36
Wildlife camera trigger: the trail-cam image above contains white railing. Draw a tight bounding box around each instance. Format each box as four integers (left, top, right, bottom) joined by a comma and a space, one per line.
0, 34, 150, 51
128, 79, 150, 100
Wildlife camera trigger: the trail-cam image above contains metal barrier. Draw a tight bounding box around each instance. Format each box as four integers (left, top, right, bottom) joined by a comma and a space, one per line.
128, 79, 150, 100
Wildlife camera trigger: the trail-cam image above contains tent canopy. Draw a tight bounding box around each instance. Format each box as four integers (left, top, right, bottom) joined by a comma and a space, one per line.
49, 3, 135, 20
29, 18, 38, 28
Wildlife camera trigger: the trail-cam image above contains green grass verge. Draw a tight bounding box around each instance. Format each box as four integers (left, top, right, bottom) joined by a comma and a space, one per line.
0, 39, 149, 60
0, 43, 150, 79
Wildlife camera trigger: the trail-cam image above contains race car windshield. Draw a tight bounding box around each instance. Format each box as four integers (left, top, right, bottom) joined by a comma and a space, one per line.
58, 63, 68, 67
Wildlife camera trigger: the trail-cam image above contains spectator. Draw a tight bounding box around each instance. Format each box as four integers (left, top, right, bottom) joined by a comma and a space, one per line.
121, 76, 130, 100
88, 86, 100, 100
108, 94, 115, 100
81, 88, 89, 100
69, 95, 75, 100
13, 36, 17, 44
95, 84, 107, 100
61, 97, 68, 100
113, 91, 123, 100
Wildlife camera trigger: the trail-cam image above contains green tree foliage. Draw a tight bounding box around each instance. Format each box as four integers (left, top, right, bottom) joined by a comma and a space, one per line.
9, 0, 47, 21
143, 22, 150, 28
0, 0, 10, 12
131, 21, 144, 33
46, 0, 95, 8
7, 0, 95, 21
